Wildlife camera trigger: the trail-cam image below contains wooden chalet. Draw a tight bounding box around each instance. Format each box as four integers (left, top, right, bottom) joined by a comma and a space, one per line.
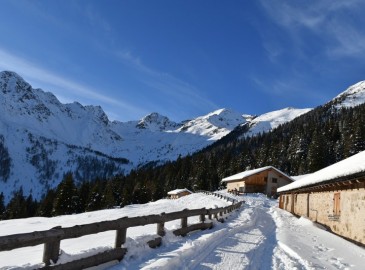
277, 151, 365, 246
167, 188, 193, 199
221, 166, 293, 197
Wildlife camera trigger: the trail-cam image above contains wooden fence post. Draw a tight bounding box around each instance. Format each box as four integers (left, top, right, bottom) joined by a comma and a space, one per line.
157, 212, 166, 236
157, 222, 165, 236
199, 213, 205, 223
115, 228, 127, 248
43, 226, 61, 266
180, 216, 188, 236
181, 217, 188, 228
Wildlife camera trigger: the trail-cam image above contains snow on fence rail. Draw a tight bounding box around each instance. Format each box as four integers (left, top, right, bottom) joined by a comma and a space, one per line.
0, 197, 243, 270
197, 190, 242, 204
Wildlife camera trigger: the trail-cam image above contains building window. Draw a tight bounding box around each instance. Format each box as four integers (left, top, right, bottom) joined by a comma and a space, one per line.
333, 193, 341, 216
264, 177, 267, 183
272, 178, 277, 183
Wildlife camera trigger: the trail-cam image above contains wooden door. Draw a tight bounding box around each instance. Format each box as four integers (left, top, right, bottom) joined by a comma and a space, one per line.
333, 193, 341, 216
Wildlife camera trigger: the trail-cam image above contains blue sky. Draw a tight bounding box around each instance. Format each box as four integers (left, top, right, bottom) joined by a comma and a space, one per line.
1, 0, 365, 122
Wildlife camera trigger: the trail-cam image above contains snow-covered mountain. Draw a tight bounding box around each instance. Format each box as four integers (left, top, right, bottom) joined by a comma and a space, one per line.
109, 108, 252, 166
176, 108, 249, 140
331, 80, 365, 108
0, 71, 311, 200
244, 107, 312, 137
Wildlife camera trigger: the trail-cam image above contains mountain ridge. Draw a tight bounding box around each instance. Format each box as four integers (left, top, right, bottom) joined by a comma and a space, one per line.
2, 70, 362, 201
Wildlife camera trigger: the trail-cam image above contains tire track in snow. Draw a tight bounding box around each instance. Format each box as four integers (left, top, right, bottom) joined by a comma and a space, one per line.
186, 197, 313, 270
135, 206, 256, 270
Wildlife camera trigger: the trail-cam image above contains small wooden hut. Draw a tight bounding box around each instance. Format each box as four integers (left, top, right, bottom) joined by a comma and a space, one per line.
221, 166, 293, 196
167, 188, 193, 199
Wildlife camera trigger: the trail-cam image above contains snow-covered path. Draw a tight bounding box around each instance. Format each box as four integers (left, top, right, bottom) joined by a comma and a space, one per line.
113, 194, 365, 270
189, 205, 276, 270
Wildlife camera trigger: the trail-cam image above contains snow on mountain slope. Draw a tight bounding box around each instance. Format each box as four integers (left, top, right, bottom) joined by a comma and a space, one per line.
0, 70, 316, 201
332, 80, 365, 108
109, 109, 249, 165
0, 71, 123, 150
176, 108, 250, 140
0, 71, 251, 200
244, 107, 312, 137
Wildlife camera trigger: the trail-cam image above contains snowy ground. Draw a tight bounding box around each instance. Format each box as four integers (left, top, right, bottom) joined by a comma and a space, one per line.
0, 193, 364, 269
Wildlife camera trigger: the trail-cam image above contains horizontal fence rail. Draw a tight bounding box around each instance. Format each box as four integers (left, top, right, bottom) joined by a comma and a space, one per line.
197, 190, 243, 204
0, 193, 243, 269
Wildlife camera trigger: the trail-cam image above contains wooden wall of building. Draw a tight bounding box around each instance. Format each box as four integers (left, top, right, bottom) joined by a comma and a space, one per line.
226, 169, 292, 196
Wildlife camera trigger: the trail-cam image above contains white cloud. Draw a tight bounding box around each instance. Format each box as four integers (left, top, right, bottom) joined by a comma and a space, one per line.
252, 75, 327, 105
115, 50, 218, 113
326, 20, 365, 58
0, 48, 144, 115
259, 0, 365, 59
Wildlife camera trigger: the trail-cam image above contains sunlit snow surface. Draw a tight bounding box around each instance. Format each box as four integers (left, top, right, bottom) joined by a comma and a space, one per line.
244, 107, 312, 137
278, 150, 365, 192
334, 81, 365, 109
0, 193, 364, 269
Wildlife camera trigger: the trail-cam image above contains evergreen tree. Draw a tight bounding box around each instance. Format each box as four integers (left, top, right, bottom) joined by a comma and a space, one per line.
37, 189, 56, 217
25, 194, 38, 217
0, 192, 5, 220
4, 188, 27, 219
102, 180, 117, 208
53, 173, 79, 215
132, 182, 151, 204
86, 180, 104, 211
78, 181, 91, 212
351, 123, 365, 154
306, 130, 327, 172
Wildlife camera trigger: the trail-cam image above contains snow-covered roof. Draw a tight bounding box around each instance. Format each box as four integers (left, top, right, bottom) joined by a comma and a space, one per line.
167, 188, 193, 195
221, 166, 293, 183
278, 151, 365, 193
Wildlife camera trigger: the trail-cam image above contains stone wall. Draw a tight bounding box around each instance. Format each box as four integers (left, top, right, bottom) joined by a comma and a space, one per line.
280, 187, 365, 245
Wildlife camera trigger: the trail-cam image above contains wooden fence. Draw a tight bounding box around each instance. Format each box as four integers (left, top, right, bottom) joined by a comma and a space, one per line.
197, 190, 240, 204
0, 193, 243, 270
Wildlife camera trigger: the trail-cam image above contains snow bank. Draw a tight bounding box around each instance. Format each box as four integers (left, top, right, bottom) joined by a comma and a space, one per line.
0, 193, 230, 269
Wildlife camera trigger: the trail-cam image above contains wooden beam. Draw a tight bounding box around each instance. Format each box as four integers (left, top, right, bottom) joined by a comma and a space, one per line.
115, 228, 127, 248
43, 248, 127, 270
173, 222, 213, 237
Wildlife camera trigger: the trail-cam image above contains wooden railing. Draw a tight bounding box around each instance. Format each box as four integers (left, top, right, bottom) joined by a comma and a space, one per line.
0, 198, 243, 270
197, 190, 242, 204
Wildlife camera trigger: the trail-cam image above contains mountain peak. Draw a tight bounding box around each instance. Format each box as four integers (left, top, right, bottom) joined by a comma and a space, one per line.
0, 70, 33, 96
332, 81, 365, 109
85, 105, 110, 125
0, 70, 22, 79
136, 112, 178, 131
